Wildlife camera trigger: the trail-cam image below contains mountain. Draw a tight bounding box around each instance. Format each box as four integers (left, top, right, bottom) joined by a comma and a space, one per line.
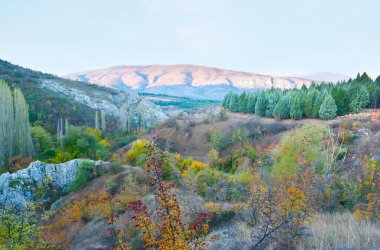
0, 59, 167, 130
64, 65, 315, 100
296, 71, 351, 83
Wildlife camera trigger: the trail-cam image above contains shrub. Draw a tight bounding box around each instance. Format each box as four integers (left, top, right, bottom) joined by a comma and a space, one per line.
125, 139, 150, 167
68, 160, 96, 191
319, 94, 338, 120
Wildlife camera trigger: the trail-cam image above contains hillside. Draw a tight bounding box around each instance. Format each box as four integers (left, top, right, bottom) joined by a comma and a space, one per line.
64, 65, 315, 100
0, 59, 167, 129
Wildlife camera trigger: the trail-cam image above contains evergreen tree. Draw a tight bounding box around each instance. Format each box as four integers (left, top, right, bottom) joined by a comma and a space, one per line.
319, 94, 337, 120
239, 92, 248, 113
303, 89, 318, 118
229, 94, 240, 112
312, 92, 325, 118
331, 87, 349, 116
255, 91, 267, 116
222, 92, 232, 108
290, 94, 303, 120
273, 95, 290, 120
349, 85, 370, 113
246, 92, 258, 113
265, 91, 279, 117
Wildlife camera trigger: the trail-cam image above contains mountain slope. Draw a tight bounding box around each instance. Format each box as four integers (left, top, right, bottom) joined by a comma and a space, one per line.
64, 65, 315, 100
296, 71, 351, 83
0, 59, 167, 129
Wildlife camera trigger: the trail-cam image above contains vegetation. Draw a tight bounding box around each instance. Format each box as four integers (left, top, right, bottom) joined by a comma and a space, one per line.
222, 72, 380, 120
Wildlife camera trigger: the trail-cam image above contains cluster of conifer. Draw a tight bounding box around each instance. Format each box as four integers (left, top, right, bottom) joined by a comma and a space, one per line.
222, 73, 380, 120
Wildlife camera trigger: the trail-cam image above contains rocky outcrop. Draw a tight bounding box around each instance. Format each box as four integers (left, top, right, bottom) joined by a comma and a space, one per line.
40, 79, 168, 125
0, 159, 109, 209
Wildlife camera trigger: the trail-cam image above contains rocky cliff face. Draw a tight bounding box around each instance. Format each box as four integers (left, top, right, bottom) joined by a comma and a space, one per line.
64, 64, 316, 100
0, 160, 109, 209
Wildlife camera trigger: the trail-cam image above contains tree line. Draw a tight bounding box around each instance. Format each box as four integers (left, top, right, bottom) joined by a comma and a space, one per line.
222, 73, 380, 120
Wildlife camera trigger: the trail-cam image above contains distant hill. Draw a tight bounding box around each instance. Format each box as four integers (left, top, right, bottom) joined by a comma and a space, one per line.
64, 65, 316, 100
0, 59, 166, 130
295, 71, 351, 83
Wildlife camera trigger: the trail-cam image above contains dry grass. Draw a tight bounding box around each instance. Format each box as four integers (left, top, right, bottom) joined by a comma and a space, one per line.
301, 212, 380, 250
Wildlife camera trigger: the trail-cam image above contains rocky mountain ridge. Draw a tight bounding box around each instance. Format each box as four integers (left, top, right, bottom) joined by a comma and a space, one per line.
64, 64, 316, 100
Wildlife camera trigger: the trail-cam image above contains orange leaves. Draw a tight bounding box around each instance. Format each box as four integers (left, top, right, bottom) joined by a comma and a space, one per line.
354, 158, 380, 222
127, 142, 210, 249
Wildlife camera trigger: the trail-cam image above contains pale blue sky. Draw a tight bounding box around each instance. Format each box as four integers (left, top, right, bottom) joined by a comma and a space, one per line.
0, 0, 379, 78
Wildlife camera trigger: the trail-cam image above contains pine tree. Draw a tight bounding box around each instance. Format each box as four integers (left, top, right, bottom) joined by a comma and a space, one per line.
265, 91, 279, 117
331, 87, 349, 116
319, 94, 337, 120
303, 90, 318, 118
312, 92, 325, 118
290, 94, 303, 120
349, 85, 370, 113
246, 92, 258, 113
255, 91, 267, 116
222, 92, 232, 108
239, 92, 248, 113
229, 94, 240, 112
273, 95, 291, 120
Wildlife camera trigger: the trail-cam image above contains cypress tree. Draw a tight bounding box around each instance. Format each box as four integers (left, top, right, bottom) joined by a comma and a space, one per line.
239, 92, 248, 113
255, 91, 267, 116
319, 94, 337, 120
303, 89, 317, 118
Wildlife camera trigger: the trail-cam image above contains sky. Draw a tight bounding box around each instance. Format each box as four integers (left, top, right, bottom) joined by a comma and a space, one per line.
0, 0, 379, 78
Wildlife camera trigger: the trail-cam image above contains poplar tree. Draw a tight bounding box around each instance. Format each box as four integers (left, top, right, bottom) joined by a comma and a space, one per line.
95, 110, 99, 130
0, 81, 14, 166
101, 111, 106, 132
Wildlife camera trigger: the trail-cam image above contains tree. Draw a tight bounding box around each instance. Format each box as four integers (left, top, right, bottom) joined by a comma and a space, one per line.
95, 110, 99, 130
210, 130, 224, 151
312, 92, 325, 118
127, 142, 210, 249
13, 88, 34, 157
303, 89, 318, 118
331, 87, 349, 116
101, 110, 106, 132
290, 94, 303, 120
246, 92, 258, 113
31, 126, 53, 154
228, 94, 240, 112
265, 91, 279, 117
0, 80, 33, 167
255, 91, 267, 116
319, 94, 337, 120
222, 92, 232, 108
349, 85, 370, 113
0, 81, 14, 166
273, 96, 290, 120
239, 92, 248, 113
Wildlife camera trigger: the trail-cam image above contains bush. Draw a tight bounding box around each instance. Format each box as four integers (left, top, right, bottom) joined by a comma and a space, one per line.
68, 160, 96, 191
125, 139, 150, 167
